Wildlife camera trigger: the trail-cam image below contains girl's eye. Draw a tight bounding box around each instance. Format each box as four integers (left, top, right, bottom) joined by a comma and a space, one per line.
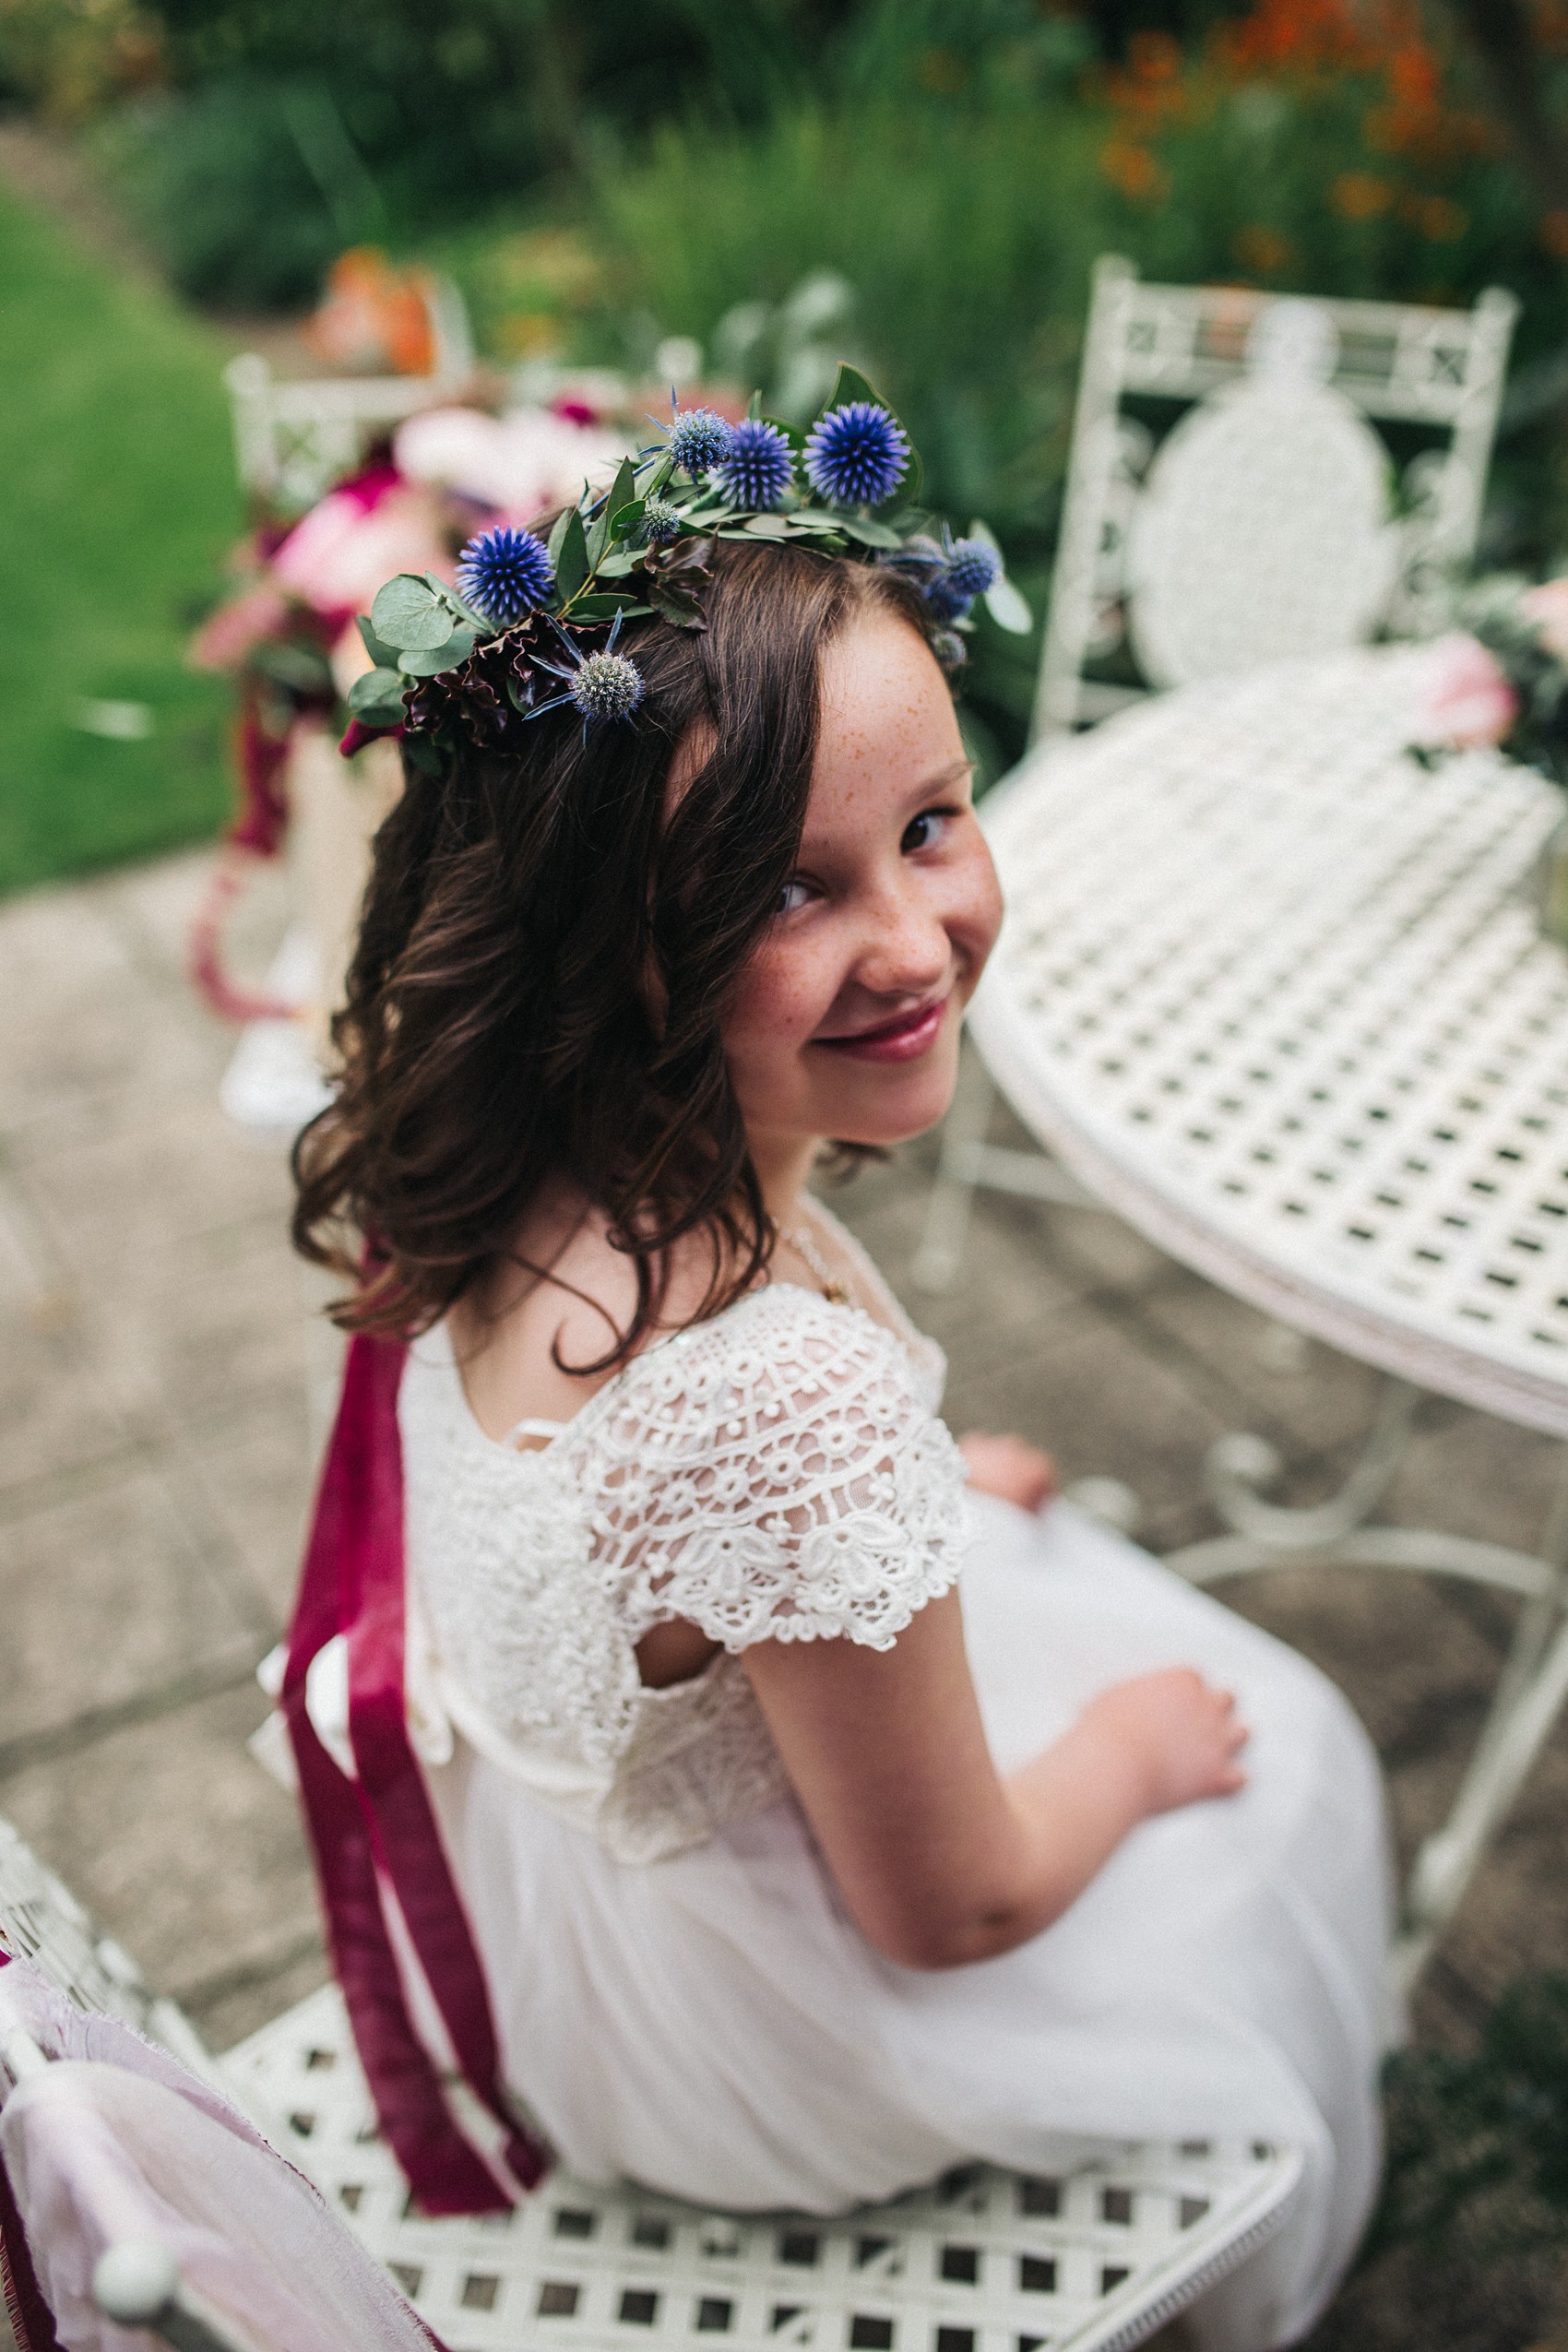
901, 807, 952, 854
776, 878, 813, 916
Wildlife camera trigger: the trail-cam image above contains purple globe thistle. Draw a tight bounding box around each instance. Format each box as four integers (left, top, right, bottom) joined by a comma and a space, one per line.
713, 418, 794, 511
637, 493, 683, 547
802, 401, 910, 507
666, 405, 736, 480
943, 537, 1002, 603
922, 573, 975, 624
455, 526, 554, 625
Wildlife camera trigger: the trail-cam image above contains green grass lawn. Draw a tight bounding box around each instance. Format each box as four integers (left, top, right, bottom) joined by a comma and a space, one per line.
0, 179, 241, 895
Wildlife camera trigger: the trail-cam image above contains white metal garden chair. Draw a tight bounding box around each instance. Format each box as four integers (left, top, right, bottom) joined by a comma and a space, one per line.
224, 275, 476, 512
0, 1819, 1301, 2352
915, 255, 1518, 1292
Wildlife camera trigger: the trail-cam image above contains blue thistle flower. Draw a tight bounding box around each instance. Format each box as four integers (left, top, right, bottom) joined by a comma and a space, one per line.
802, 401, 910, 508
528, 611, 645, 736
943, 537, 1002, 603
666, 406, 736, 480
713, 418, 794, 512
455, 525, 554, 625
922, 574, 975, 624
637, 494, 682, 547
571, 650, 645, 722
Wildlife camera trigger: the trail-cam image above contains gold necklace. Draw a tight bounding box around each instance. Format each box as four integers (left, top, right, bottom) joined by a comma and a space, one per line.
780, 1218, 853, 1307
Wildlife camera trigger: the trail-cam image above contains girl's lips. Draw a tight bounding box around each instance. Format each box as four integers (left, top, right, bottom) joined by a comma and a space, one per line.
815, 996, 948, 1063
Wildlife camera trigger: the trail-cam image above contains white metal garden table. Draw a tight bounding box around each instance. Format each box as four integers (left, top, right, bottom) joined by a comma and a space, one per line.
967, 639, 1568, 1990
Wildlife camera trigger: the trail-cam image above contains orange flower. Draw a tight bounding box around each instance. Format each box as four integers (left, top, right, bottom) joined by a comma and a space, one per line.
1542, 209, 1568, 258
1331, 171, 1394, 220
1127, 30, 1182, 81
1232, 224, 1296, 275
1404, 193, 1468, 241
1099, 140, 1169, 201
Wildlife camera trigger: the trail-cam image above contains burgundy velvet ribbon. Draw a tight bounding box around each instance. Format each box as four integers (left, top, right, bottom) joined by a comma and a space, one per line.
284, 1333, 549, 2214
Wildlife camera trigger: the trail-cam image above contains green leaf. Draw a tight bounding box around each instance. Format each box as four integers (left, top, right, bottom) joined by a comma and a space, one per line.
983, 576, 1033, 636
371, 574, 452, 652
837, 517, 902, 550
747, 388, 763, 420
357, 615, 402, 669
426, 573, 492, 634
610, 502, 646, 546
742, 513, 792, 538
822, 362, 885, 416
554, 508, 589, 603
399, 625, 479, 677
597, 548, 637, 578
346, 667, 408, 722
605, 457, 636, 524
403, 733, 444, 777
570, 592, 642, 620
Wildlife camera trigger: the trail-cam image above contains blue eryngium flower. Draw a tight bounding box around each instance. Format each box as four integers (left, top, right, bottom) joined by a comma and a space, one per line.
714, 418, 794, 511
455, 525, 554, 624
637, 494, 683, 547
803, 401, 910, 507
943, 537, 1002, 604
667, 406, 736, 479
529, 611, 645, 735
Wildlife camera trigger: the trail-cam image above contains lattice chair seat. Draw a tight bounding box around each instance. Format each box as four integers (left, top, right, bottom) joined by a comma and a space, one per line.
0, 1821, 1302, 2352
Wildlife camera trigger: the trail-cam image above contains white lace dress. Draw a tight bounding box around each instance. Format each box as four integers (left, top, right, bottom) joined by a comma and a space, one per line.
384, 1212, 1390, 2352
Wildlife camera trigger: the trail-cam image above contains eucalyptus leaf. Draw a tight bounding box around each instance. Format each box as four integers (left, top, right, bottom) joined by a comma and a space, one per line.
403, 733, 444, 777
346, 667, 408, 722
609, 501, 646, 545
357, 615, 402, 670
837, 517, 902, 550
371, 574, 451, 652
597, 549, 636, 577
427, 573, 492, 634
742, 514, 792, 538
983, 576, 1033, 636
399, 625, 479, 677
555, 508, 589, 603
546, 508, 574, 564
585, 503, 612, 573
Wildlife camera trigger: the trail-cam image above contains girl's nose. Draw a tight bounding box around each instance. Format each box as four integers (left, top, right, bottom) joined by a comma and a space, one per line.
855, 877, 953, 998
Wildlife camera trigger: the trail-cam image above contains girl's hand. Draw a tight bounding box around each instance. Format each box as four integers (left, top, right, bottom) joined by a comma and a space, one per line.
959, 1430, 1057, 1512
1077, 1669, 1249, 1816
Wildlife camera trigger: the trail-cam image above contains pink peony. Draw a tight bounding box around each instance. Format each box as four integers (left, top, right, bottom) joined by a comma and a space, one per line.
188, 582, 290, 672
1522, 576, 1568, 664
1415, 632, 1519, 751
270, 482, 453, 618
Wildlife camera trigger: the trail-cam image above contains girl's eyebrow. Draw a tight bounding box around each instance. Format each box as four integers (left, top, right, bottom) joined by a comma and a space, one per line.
913, 756, 978, 793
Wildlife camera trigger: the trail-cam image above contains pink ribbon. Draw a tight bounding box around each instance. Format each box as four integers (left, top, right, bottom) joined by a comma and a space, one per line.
285, 1334, 549, 2213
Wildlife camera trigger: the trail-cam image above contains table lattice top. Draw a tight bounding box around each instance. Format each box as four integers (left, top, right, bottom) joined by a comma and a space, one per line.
973, 645, 1568, 1436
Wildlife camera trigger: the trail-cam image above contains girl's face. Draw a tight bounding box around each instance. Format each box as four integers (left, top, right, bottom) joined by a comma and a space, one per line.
723, 611, 1004, 1170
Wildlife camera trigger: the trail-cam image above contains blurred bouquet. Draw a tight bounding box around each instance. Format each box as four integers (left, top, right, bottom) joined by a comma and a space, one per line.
1412, 578, 1568, 791
186, 395, 626, 1020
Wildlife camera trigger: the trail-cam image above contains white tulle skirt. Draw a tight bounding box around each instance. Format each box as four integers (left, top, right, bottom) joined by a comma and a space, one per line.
427, 1496, 1394, 2352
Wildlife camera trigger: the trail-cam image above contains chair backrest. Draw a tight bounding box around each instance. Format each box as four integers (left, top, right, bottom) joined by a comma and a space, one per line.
1033, 255, 1518, 740
225, 277, 476, 512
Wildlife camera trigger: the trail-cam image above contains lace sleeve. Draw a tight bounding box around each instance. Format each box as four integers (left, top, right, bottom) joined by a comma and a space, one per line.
572, 1290, 970, 1653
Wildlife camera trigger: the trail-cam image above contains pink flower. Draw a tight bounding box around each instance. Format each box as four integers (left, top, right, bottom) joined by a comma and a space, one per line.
1415, 632, 1518, 751
187, 582, 290, 671
270, 482, 453, 618
1522, 576, 1568, 663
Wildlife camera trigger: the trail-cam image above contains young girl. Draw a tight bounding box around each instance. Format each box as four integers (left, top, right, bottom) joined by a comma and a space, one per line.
288, 402, 1391, 2352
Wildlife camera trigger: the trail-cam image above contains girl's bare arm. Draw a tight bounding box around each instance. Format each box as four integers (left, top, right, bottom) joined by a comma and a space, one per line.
742, 1590, 1246, 1970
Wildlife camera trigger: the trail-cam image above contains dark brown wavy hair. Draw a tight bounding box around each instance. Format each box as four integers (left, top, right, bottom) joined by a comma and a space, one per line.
291, 540, 947, 1368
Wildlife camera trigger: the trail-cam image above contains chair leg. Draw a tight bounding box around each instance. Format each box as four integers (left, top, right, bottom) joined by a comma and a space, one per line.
912, 1049, 997, 1293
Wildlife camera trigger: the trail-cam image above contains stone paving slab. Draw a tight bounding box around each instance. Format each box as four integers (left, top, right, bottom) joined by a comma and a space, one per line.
1, 847, 1565, 2068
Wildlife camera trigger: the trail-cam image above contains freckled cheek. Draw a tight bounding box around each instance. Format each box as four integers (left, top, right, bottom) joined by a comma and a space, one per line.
945, 842, 1004, 970
724, 939, 840, 1069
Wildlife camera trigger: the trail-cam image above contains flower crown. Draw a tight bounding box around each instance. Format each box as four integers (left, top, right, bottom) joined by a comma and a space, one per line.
345, 366, 1028, 767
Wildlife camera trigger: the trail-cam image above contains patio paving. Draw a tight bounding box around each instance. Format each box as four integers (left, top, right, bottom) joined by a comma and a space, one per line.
1, 845, 1565, 2062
